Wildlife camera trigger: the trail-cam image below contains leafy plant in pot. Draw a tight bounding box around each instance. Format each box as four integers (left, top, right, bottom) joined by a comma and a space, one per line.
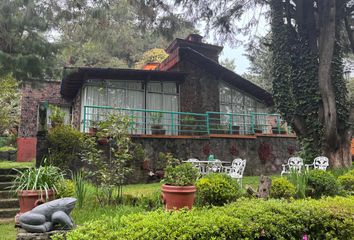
12, 165, 63, 215
180, 116, 196, 135
150, 112, 165, 135
48, 105, 65, 128
161, 154, 199, 210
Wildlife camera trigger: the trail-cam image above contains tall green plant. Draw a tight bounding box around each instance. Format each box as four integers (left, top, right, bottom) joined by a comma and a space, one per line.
287, 170, 308, 199
82, 113, 134, 205
73, 170, 87, 208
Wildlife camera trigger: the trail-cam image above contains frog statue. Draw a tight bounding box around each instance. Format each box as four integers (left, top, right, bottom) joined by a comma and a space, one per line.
19, 198, 76, 233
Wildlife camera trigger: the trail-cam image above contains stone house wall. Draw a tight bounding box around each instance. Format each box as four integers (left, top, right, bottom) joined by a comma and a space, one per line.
132, 135, 298, 178
19, 80, 71, 137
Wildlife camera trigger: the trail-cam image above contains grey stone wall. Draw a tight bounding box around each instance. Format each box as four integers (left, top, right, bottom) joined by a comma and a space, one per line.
19, 80, 71, 137
132, 135, 298, 177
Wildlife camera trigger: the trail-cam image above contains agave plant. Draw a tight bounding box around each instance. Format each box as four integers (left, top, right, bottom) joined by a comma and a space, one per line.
12, 165, 64, 195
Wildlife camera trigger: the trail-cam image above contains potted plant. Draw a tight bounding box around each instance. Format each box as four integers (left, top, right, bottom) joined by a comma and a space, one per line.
150, 112, 165, 135
254, 125, 263, 134
180, 116, 196, 135
231, 125, 240, 134
12, 165, 63, 215
88, 120, 99, 135
161, 154, 199, 210
49, 105, 65, 128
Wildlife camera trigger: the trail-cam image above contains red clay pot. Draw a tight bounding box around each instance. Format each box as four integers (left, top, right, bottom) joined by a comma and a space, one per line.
161, 184, 196, 210
18, 190, 55, 214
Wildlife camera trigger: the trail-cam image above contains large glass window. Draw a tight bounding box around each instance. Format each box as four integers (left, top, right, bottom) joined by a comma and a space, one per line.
219, 81, 267, 133
81, 80, 179, 134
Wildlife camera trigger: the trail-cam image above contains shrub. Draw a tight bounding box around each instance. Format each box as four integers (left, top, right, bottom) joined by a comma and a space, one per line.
338, 170, 354, 193
270, 177, 296, 199
61, 196, 354, 240
287, 170, 308, 199
306, 170, 339, 198
196, 173, 241, 206
47, 125, 84, 171
163, 163, 199, 186
56, 179, 75, 198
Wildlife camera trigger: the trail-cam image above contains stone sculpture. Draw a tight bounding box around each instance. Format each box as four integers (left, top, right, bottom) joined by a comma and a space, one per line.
19, 198, 76, 233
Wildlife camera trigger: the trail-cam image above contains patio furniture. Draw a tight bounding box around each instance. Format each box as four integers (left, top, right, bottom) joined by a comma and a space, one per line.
281, 157, 303, 176
305, 156, 329, 171
224, 158, 246, 186
207, 159, 223, 173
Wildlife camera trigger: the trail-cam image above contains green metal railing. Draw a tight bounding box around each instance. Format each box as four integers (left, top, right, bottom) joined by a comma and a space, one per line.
82, 105, 294, 136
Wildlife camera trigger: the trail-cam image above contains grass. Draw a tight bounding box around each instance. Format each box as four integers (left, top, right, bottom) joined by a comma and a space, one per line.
0, 175, 264, 237
0, 160, 35, 169
0, 146, 16, 152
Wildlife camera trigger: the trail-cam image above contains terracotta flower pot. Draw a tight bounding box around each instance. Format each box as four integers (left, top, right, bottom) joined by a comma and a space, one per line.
161, 184, 196, 210
18, 189, 55, 214
97, 137, 108, 145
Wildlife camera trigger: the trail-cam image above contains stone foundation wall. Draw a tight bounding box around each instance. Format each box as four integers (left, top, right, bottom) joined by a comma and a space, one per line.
133, 135, 298, 177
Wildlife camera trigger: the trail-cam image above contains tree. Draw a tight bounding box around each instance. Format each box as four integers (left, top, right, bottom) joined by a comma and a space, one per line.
135, 48, 169, 69
220, 58, 236, 71
167, 0, 354, 168
0, 0, 60, 80
57, 0, 194, 68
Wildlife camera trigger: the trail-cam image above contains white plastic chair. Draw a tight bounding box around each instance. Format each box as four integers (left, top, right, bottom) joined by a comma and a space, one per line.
281, 157, 303, 176
305, 156, 329, 171
225, 158, 246, 186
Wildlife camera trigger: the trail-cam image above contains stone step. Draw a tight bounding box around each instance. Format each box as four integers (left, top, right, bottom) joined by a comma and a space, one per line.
0, 168, 18, 175
0, 182, 13, 190
0, 217, 15, 224
0, 198, 19, 208
0, 190, 16, 199
0, 174, 16, 182
0, 208, 19, 218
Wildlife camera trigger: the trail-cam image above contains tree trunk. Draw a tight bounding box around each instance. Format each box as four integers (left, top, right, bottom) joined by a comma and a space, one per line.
317, 0, 350, 168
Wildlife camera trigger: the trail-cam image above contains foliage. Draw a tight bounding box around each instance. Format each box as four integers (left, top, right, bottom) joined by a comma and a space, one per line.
0, 0, 60, 79
62, 196, 354, 240
287, 170, 308, 199
163, 162, 199, 186
220, 57, 236, 71
270, 177, 296, 199
48, 105, 65, 126
135, 48, 168, 68
306, 170, 340, 199
338, 169, 354, 193
58, 0, 194, 69
0, 160, 35, 169
12, 165, 64, 195
73, 170, 87, 208
47, 125, 84, 171
82, 113, 134, 205
0, 74, 20, 135
150, 112, 163, 125
196, 173, 241, 206
56, 179, 75, 198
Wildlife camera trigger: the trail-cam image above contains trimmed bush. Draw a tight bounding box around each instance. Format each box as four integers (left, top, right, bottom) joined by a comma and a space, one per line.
306, 170, 339, 198
56, 179, 75, 198
196, 173, 241, 206
270, 177, 296, 199
60, 196, 354, 240
47, 125, 84, 171
338, 170, 354, 193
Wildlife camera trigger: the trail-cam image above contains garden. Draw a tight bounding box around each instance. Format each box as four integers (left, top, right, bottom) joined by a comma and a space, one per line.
2, 109, 353, 239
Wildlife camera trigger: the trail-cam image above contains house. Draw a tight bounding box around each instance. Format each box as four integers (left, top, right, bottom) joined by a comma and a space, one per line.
18, 34, 297, 175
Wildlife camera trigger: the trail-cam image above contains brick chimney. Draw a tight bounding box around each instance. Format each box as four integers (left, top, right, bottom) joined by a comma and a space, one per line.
165, 33, 223, 62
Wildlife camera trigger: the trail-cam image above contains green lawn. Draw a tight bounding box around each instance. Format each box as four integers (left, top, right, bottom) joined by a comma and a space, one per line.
0, 176, 262, 237
0, 146, 16, 152
0, 160, 35, 169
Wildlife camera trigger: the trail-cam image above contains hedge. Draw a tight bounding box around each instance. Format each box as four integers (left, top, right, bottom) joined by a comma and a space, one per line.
58, 196, 354, 240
